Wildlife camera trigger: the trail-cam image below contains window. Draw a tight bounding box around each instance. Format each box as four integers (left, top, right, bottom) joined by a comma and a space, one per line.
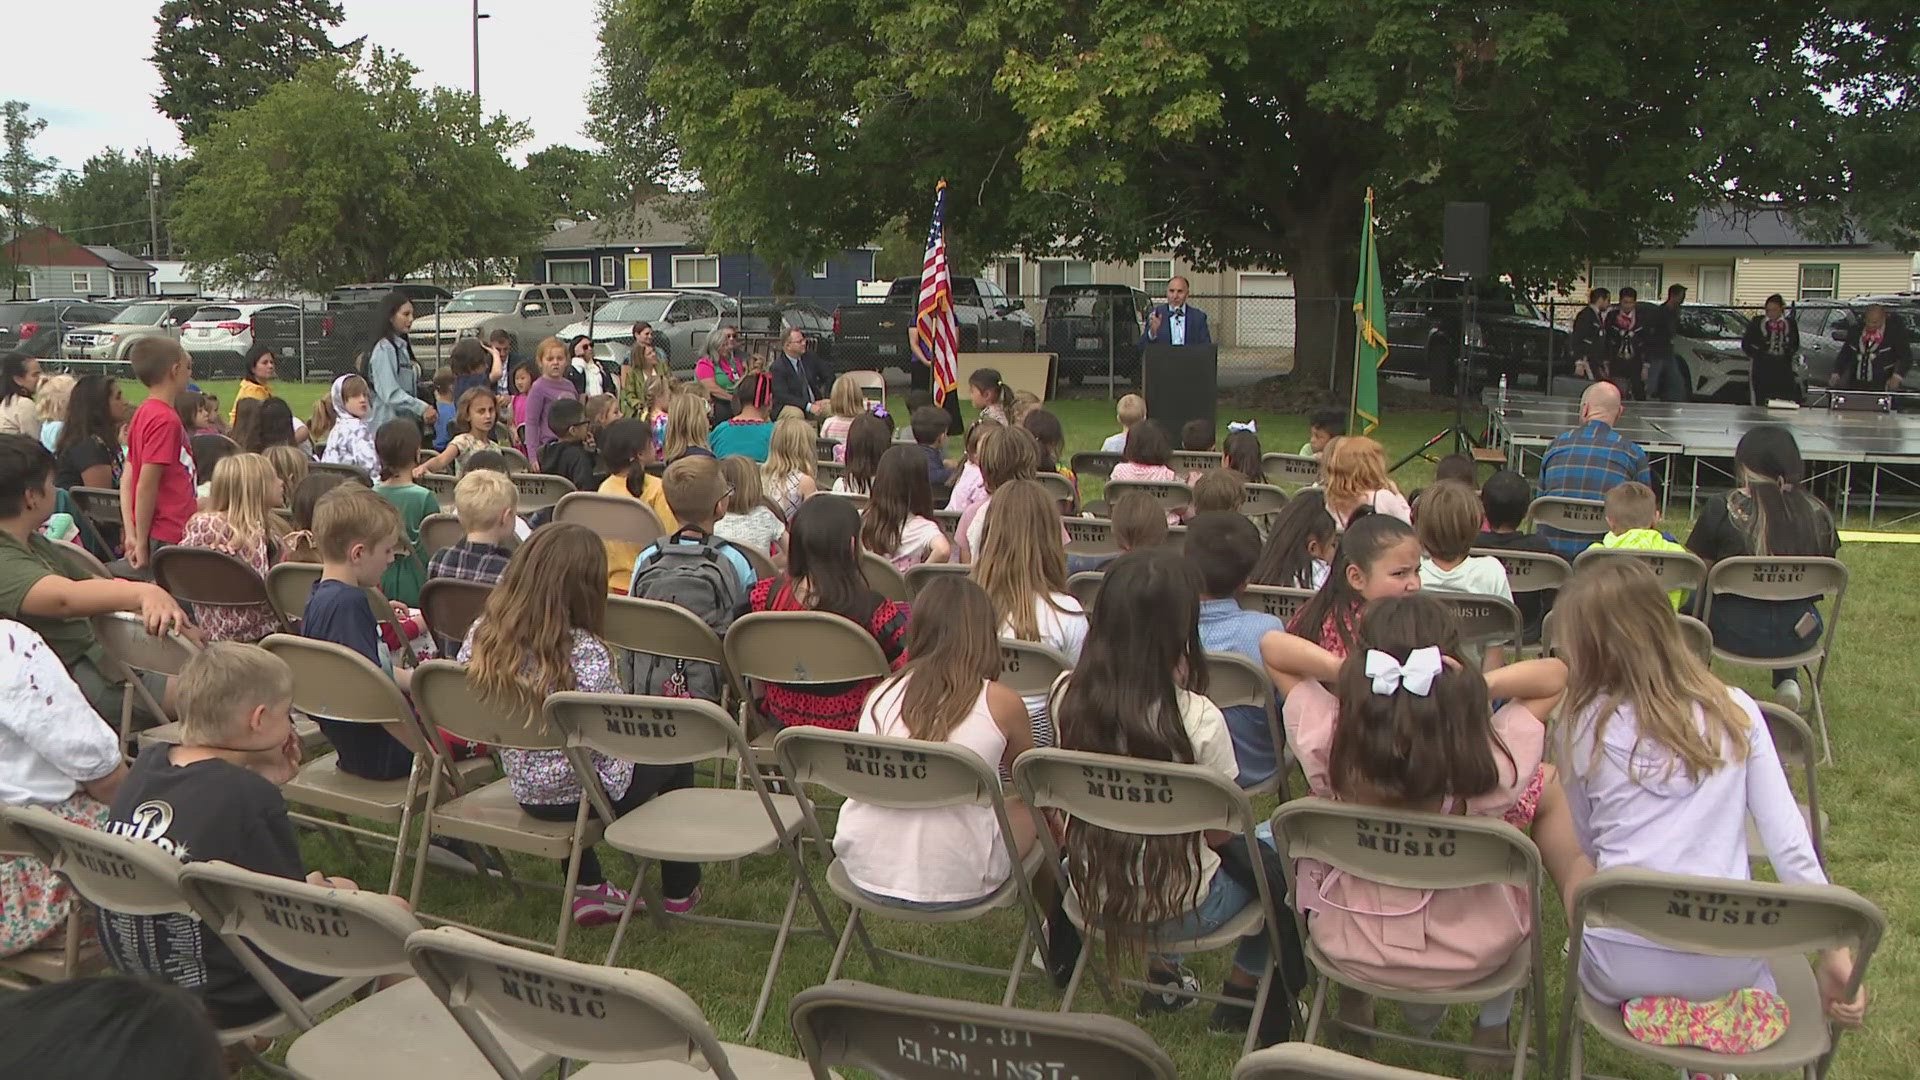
626, 255, 652, 290
812, 260, 829, 279
540, 287, 575, 316
1798, 263, 1839, 301
1588, 264, 1662, 301
545, 258, 591, 285
992, 257, 1022, 294
672, 254, 720, 288
599, 256, 617, 286
1037, 259, 1093, 297
1141, 257, 1174, 299
683, 297, 719, 321
71, 271, 91, 293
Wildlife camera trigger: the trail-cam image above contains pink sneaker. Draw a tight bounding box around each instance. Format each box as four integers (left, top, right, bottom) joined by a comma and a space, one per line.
663, 888, 700, 915
571, 882, 631, 927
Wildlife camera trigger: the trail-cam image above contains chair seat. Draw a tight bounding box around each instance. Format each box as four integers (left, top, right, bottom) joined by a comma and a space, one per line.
1062, 879, 1265, 955
1712, 643, 1825, 670
0, 940, 106, 983
1746, 804, 1826, 859
1304, 932, 1535, 1005
142, 716, 328, 754
1576, 956, 1828, 1071
570, 1043, 815, 1080
287, 754, 490, 823
285, 976, 557, 1080
825, 844, 1041, 924
602, 788, 804, 862
430, 778, 607, 859
216, 975, 370, 1046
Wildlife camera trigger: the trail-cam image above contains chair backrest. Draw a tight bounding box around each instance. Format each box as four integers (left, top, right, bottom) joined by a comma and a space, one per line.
405, 926, 742, 1077
601, 594, 726, 666
259, 633, 418, 730
264, 561, 323, 627
1473, 547, 1571, 595
722, 611, 892, 698
844, 369, 887, 394
814, 459, 846, 485
860, 548, 912, 601
788, 981, 1178, 1080
776, 725, 1005, 812
1757, 700, 1817, 775
1526, 495, 1607, 537
1270, 798, 1541, 897
1431, 592, 1525, 649
550, 692, 743, 772
835, 489, 869, 510
91, 611, 200, 680
178, 860, 422, 981
1169, 450, 1222, 475
311, 460, 372, 485
153, 545, 280, 616
1260, 452, 1322, 489
0, 805, 193, 918
932, 508, 962, 536
1202, 650, 1272, 713
1066, 570, 1105, 609
48, 538, 112, 579
1062, 515, 1117, 556
1012, 747, 1255, 838
1572, 545, 1708, 593
510, 471, 575, 511
903, 560, 970, 597
417, 512, 465, 558
416, 471, 457, 509
498, 446, 531, 472
418, 577, 494, 647
1675, 613, 1712, 662
1705, 555, 1847, 604
1035, 470, 1077, 510
1570, 868, 1882, 966
554, 491, 666, 548
1069, 451, 1121, 482
1233, 1043, 1457, 1079
1239, 584, 1315, 623
814, 435, 839, 460
66, 485, 123, 527
1242, 483, 1289, 518
734, 542, 779, 584
410, 658, 567, 752
1105, 479, 1192, 515
998, 637, 1073, 698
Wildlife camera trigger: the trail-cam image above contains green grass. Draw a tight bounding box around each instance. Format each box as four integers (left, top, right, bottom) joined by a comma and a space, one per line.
154, 379, 1914, 1077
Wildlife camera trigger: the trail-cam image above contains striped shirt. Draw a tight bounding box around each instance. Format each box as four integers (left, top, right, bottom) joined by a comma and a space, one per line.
1538, 420, 1651, 557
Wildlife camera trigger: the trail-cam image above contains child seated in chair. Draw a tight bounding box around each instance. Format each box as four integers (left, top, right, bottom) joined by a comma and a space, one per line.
425, 469, 516, 587
1591, 480, 1687, 609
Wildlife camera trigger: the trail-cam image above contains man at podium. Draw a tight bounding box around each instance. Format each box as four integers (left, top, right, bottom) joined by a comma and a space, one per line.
1139, 276, 1212, 346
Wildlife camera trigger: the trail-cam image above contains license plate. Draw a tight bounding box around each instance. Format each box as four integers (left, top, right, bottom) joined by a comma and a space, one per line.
1075, 336, 1100, 350
877, 343, 900, 356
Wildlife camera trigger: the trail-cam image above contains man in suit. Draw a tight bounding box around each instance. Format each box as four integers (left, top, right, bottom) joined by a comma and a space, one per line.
1139, 276, 1212, 346
1570, 287, 1611, 383
1833, 303, 1911, 390
769, 326, 831, 419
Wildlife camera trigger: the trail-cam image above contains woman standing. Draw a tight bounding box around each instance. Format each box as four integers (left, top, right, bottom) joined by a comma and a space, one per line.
231, 344, 278, 423
695, 325, 746, 425
1741, 294, 1801, 404
0, 352, 42, 440
362, 291, 433, 429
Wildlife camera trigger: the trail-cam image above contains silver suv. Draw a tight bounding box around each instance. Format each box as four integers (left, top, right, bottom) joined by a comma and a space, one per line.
409, 283, 609, 363
62, 300, 206, 364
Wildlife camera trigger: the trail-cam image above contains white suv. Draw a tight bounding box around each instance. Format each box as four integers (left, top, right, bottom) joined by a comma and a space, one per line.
182, 301, 299, 368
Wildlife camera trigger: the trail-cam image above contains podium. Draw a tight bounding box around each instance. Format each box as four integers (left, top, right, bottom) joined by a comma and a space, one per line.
1143, 344, 1218, 436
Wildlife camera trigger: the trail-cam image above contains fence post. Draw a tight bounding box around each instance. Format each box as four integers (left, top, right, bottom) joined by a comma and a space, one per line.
297, 298, 308, 384
1546, 296, 1556, 390
1327, 298, 1340, 391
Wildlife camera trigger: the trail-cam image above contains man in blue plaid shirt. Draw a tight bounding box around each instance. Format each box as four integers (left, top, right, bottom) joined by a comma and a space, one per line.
1537, 381, 1652, 557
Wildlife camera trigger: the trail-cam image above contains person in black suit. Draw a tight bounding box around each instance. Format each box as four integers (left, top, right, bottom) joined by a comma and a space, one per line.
1833, 303, 1911, 390
1138, 276, 1213, 346
1605, 287, 1651, 399
769, 326, 831, 418
1741, 293, 1802, 404
1570, 287, 1611, 383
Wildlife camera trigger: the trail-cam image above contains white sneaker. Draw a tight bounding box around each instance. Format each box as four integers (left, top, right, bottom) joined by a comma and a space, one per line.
1774, 679, 1803, 711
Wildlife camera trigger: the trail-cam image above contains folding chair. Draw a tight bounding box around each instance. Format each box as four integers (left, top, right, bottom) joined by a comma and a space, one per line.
554, 490, 666, 548
1261, 452, 1323, 490
549, 691, 835, 1041
1241, 584, 1315, 623
1012, 747, 1293, 1055
177, 861, 558, 1080
1233, 1042, 1457, 1079
1431, 592, 1525, 657
417, 512, 464, 559
498, 446, 531, 472
815, 459, 846, 485
932, 508, 962, 536
1242, 483, 1289, 522
48, 538, 113, 580
844, 368, 887, 398
904, 560, 970, 596
1171, 450, 1224, 475
1106, 479, 1192, 518
153, 545, 288, 639
1, 806, 367, 1065
312, 461, 373, 485
1525, 496, 1607, 546
1063, 515, 1117, 557
1699, 555, 1848, 762
1473, 548, 1570, 599
1570, 545, 1704, 595
1558, 869, 1883, 1080
724, 610, 893, 743
776, 727, 1051, 1008
509, 471, 574, 513
89, 610, 197, 751
1752, 701, 1826, 864
406, 659, 607, 954
998, 637, 1072, 727
418, 576, 494, 650
1164, 523, 1188, 552
832, 489, 869, 510
265, 562, 422, 666
1676, 613, 1712, 661
814, 435, 839, 460
0, 809, 105, 989
735, 541, 779, 583
1036, 470, 1078, 511
1269, 797, 1546, 1079
789, 980, 1178, 1080
1066, 570, 1105, 609
66, 485, 123, 533
1204, 650, 1291, 800
416, 471, 456, 510
1070, 450, 1122, 483
860, 548, 912, 601
406, 925, 812, 1080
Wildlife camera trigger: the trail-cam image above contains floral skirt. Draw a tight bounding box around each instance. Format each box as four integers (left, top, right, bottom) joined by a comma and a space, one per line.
0, 792, 110, 958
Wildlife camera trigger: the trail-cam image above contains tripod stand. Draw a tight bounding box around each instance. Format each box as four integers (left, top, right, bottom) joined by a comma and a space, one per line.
1391, 287, 1493, 473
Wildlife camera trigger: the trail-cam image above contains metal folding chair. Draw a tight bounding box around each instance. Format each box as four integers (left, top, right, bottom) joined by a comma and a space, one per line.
89, 611, 197, 752
1066, 570, 1105, 609
1573, 544, 1708, 594
153, 545, 287, 640
903, 560, 970, 596
1240, 584, 1315, 624
508, 471, 574, 513
416, 471, 456, 510
1430, 592, 1526, 657
1699, 556, 1848, 762
1069, 451, 1122, 484
1204, 650, 1292, 800
1261, 452, 1323, 490
1525, 496, 1607, 547
1036, 470, 1078, 511
417, 512, 464, 559
1063, 515, 1118, 557
554, 491, 666, 548
1752, 701, 1827, 865
312, 461, 373, 486
1171, 450, 1224, 475
1105, 479, 1192, 518
0, 810, 105, 988
1234, 1042, 1457, 1079
859, 548, 912, 601
66, 485, 123, 533
417, 576, 494, 651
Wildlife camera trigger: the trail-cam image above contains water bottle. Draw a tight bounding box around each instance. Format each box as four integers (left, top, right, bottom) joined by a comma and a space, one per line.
1498, 373, 1509, 413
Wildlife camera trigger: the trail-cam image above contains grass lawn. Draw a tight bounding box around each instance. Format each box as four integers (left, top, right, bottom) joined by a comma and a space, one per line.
141, 379, 1914, 1078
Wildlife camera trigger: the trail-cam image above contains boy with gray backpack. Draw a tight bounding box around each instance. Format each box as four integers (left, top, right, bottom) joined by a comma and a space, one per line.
626, 456, 759, 701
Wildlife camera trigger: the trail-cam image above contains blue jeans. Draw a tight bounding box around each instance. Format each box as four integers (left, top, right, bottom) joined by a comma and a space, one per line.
1702, 595, 1821, 685
1151, 822, 1275, 977
1645, 352, 1691, 402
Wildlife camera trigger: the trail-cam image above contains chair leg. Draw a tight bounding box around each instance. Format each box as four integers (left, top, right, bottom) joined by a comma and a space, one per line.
1303, 973, 1329, 1045
1809, 672, 1833, 765
602, 863, 649, 966
1059, 939, 1092, 1013
743, 877, 805, 1043
554, 851, 585, 956
405, 767, 441, 906
1000, 920, 1032, 1008
1241, 963, 1275, 1057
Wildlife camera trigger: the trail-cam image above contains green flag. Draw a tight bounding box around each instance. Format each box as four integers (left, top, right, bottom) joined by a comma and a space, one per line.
1351, 188, 1389, 435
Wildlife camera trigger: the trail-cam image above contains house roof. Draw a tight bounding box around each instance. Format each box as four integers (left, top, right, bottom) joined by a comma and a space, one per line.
82, 245, 156, 272
542, 195, 705, 252
1673, 208, 1901, 252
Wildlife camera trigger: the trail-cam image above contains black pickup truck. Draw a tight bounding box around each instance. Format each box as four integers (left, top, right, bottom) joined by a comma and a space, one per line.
831, 276, 1035, 372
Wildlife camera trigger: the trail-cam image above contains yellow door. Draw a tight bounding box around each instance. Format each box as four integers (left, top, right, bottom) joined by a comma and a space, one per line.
626, 256, 651, 290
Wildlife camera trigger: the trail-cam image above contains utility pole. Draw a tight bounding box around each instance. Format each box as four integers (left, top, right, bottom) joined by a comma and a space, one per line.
472, 2, 490, 102
146, 147, 160, 261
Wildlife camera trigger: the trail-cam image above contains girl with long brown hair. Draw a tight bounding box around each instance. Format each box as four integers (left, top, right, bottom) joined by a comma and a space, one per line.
861, 444, 950, 569
831, 577, 1036, 908
834, 411, 891, 495
179, 453, 287, 642
1321, 434, 1410, 527
460, 523, 703, 925
975, 479, 1085, 733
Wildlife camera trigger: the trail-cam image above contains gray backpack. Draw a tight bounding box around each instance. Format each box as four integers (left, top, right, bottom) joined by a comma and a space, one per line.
627, 527, 746, 703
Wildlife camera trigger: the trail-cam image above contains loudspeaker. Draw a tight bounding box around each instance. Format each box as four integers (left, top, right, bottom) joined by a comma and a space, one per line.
1443, 202, 1490, 279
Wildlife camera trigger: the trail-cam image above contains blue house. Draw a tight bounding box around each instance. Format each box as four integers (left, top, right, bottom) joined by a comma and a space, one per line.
536, 195, 877, 299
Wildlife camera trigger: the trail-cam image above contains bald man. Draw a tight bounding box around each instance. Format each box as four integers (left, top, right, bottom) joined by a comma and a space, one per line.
1536, 381, 1653, 557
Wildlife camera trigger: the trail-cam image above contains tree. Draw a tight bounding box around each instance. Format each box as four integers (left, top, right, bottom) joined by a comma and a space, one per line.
586, 0, 679, 191
37, 150, 194, 258
522, 145, 627, 221
593, 0, 1920, 387
171, 48, 547, 293
0, 101, 54, 298
151, 0, 356, 140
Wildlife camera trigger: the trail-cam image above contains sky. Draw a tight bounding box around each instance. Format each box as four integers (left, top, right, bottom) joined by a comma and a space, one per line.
0, 0, 603, 173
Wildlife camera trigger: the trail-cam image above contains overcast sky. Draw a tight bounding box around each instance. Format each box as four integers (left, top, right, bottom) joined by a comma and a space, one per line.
0, 0, 602, 173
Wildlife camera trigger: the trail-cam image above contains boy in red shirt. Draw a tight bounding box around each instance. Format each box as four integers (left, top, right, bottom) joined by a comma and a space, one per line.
122, 338, 197, 571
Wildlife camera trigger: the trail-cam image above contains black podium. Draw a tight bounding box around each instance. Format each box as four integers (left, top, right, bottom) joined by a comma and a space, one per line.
1143, 344, 1218, 436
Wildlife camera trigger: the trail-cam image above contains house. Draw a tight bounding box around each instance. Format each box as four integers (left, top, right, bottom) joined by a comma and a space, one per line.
1573, 208, 1915, 306
0, 226, 155, 299
536, 195, 878, 299
981, 251, 1297, 351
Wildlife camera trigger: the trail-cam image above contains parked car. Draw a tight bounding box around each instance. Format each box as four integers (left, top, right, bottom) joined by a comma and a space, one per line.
1042, 284, 1149, 384
831, 276, 1035, 372
1669, 303, 1756, 402
555, 289, 740, 373
61, 300, 207, 365
331, 282, 454, 317
1786, 299, 1920, 386
408, 284, 608, 365
738, 298, 836, 368
0, 299, 127, 357
1385, 276, 1567, 394
180, 301, 300, 374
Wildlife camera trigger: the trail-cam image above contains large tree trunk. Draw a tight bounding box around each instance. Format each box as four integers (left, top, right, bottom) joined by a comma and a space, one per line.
1283, 206, 1360, 399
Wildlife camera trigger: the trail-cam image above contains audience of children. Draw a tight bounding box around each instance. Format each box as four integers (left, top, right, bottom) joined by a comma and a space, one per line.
425, 468, 518, 586
862, 443, 951, 569
1322, 435, 1410, 527
835, 411, 892, 495
713, 454, 785, 552
762, 415, 820, 520
1249, 488, 1338, 590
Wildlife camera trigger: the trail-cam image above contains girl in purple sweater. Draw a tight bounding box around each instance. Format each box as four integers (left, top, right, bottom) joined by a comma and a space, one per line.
523, 336, 578, 458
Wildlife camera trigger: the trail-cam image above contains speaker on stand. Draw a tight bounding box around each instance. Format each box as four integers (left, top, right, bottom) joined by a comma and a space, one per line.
1394, 201, 1499, 473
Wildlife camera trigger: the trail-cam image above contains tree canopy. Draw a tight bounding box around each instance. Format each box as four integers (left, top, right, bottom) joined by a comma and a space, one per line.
37, 151, 194, 259
170, 48, 546, 294
522, 145, 627, 222
151, 0, 357, 140
594, 0, 1920, 383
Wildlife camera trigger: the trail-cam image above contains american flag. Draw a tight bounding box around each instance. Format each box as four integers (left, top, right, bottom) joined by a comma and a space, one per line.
911, 180, 960, 405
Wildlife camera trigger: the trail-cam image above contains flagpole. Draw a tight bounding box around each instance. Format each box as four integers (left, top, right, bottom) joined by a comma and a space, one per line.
1349, 189, 1370, 433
